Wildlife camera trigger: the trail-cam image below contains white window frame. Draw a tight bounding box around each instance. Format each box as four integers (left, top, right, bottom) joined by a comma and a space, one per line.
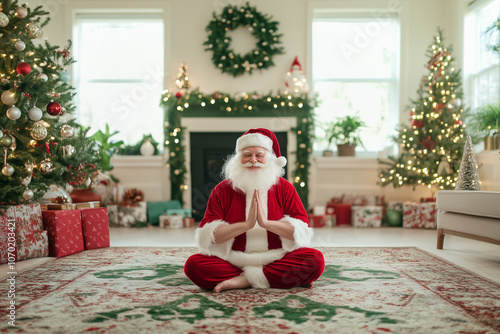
464, 0, 500, 111
308, 6, 401, 157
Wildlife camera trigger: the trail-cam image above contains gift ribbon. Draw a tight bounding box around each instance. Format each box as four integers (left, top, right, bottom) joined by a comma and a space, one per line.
34, 141, 57, 154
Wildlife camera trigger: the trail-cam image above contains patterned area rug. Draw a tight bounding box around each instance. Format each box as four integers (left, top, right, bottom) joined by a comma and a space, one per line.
1, 247, 499, 333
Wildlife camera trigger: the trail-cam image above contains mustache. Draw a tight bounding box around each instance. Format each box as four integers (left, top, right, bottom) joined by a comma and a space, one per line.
241, 162, 265, 168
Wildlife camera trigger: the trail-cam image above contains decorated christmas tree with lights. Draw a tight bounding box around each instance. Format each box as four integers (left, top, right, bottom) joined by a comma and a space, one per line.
0, 0, 98, 205
378, 29, 466, 191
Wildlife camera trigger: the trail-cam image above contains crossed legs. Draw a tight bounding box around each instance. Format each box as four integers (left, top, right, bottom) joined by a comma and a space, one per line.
184, 248, 324, 292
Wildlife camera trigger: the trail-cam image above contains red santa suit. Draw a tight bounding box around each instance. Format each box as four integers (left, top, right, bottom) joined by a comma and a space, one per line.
184, 177, 324, 290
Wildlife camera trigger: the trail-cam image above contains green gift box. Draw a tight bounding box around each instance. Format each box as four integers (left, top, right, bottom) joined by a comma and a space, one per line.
147, 201, 182, 225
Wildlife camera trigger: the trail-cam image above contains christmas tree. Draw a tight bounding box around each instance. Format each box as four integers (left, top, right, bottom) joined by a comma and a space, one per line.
379, 29, 466, 191
0, 0, 99, 205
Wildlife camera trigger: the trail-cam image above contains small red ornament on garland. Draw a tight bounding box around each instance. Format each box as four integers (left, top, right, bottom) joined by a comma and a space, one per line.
175, 92, 183, 99
46, 101, 62, 116
16, 62, 31, 75
411, 119, 424, 128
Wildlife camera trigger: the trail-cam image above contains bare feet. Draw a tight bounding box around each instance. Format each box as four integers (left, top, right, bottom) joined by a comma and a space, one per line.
213, 274, 251, 293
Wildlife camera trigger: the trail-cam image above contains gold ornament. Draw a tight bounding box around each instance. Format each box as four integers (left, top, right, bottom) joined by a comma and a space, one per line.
40, 158, 54, 173
25, 22, 43, 39
60, 125, 75, 138
31, 123, 48, 140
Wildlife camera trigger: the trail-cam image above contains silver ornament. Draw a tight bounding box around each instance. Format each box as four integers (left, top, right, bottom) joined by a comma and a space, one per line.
1, 90, 17, 105
2, 164, 14, 176
37, 73, 48, 81
22, 189, 34, 200
60, 125, 74, 138
6, 106, 21, 120
14, 40, 26, 51
64, 144, 75, 157
28, 106, 43, 121
40, 159, 53, 173
15, 7, 28, 18
0, 12, 9, 28
31, 123, 48, 140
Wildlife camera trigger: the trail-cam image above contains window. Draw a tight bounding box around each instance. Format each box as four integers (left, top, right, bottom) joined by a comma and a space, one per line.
73, 13, 164, 146
312, 11, 400, 154
465, 0, 500, 111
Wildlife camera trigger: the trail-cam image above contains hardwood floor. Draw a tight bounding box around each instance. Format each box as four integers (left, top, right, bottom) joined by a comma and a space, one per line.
2, 226, 500, 283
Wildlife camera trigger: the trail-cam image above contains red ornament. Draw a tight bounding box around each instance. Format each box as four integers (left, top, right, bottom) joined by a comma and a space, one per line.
46, 101, 62, 116
175, 92, 183, 98
411, 120, 424, 128
419, 135, 436, 150
16, 62, 31, 75
455, 120, 463, 126
433, 103, 446, 113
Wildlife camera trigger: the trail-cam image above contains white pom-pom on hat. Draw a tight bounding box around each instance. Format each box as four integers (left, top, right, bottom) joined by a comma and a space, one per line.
276, 156, 287, 167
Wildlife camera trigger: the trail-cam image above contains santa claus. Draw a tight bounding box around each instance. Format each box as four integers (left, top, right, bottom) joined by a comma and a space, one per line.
184, 128, 324, 292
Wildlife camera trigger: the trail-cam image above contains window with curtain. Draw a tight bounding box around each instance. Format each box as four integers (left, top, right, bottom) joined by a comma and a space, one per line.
312, 11, 400, 154
73, 13, 164, 146
465, 0, 500, 111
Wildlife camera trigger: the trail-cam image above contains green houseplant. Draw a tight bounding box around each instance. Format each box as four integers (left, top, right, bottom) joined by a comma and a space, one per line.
325, 115, 366, 156
91, 124, 124, 181
465, 104, 500, 150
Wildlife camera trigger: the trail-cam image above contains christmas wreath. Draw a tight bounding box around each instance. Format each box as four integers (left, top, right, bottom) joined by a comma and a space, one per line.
204, 2, 284, 77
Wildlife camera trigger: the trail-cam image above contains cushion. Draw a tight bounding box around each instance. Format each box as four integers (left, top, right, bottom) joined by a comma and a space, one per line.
436, 190, 500, 219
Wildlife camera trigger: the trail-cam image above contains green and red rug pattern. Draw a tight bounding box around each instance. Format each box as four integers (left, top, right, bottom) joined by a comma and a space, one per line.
1, 247, 499, 333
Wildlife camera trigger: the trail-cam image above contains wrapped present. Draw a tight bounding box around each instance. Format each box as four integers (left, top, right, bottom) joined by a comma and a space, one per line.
183, 217, 195, 227
165, 208, 192, 218
341, 194, 384, 207
117, 202, 147, 227
80, 208, 110, 250
16, 230, 49, 261
0, 213, 15, 264
326, 214, 336, 227
352, 206, 383, 228
308, 215, 327, 228
147, 200, 182, 225
403, 202, 437, 229
40, 203, 75, 210
333, 204, 351, 226
420, 197, 436, 203
42, 210, 85, 257
159, 214, 183, 228
107, 204, 119, 227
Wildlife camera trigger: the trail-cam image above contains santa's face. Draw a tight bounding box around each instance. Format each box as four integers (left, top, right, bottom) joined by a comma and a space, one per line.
240, 146, 267, 171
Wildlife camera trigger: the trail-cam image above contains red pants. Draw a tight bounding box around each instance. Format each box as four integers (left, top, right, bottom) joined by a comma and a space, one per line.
184, 248, 325, 290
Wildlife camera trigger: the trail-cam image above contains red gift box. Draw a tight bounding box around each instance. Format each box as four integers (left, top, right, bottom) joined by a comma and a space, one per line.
80, 208, 110, 250
308, 215, 327, 228
183, 217, 195, 227
17, 231, 49, 260
333, 204, 352, 226
42, 210, 85, 258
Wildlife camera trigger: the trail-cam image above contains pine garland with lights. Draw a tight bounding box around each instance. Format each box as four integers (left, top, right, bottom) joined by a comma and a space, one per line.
204, 2, 284, 77
378, 28, 466, 191
160, 88, 315, 208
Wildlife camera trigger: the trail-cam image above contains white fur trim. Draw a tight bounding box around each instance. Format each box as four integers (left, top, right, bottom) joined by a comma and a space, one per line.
243, 266, 270, 288
276, 156, 287, 167
195, 220, 233, 258
236, 133, 273, 152
279, 216, 313, 252
227, 248, 287, 267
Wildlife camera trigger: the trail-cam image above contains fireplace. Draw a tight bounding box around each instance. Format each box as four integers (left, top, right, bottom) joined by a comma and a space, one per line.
189, 131, 288, 221
180, 117, 297, 221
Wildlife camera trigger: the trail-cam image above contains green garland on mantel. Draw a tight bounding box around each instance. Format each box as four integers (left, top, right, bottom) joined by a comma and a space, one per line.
204, 2, 284, 77
160, 88, 316, 209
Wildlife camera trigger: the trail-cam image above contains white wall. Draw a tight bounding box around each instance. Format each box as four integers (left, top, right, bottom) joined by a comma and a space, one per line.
30, 0, 487, 207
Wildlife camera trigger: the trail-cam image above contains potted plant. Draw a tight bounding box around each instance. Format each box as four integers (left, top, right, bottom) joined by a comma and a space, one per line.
325, 115, 366, 156
465, 104, 500, 150
91, 123, 124, 181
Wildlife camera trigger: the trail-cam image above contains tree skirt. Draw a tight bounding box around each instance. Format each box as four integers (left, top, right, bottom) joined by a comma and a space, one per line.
1, 247, 499, 333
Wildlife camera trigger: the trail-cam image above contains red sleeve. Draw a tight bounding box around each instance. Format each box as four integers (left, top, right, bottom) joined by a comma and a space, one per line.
199, 181, 227, 228
280, 178, 310, 226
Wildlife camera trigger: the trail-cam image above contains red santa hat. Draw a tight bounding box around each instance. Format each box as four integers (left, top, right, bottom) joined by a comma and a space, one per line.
236, 128, 287, 167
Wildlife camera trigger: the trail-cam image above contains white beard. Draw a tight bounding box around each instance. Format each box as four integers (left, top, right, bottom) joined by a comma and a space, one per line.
222, 151, 284, 195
